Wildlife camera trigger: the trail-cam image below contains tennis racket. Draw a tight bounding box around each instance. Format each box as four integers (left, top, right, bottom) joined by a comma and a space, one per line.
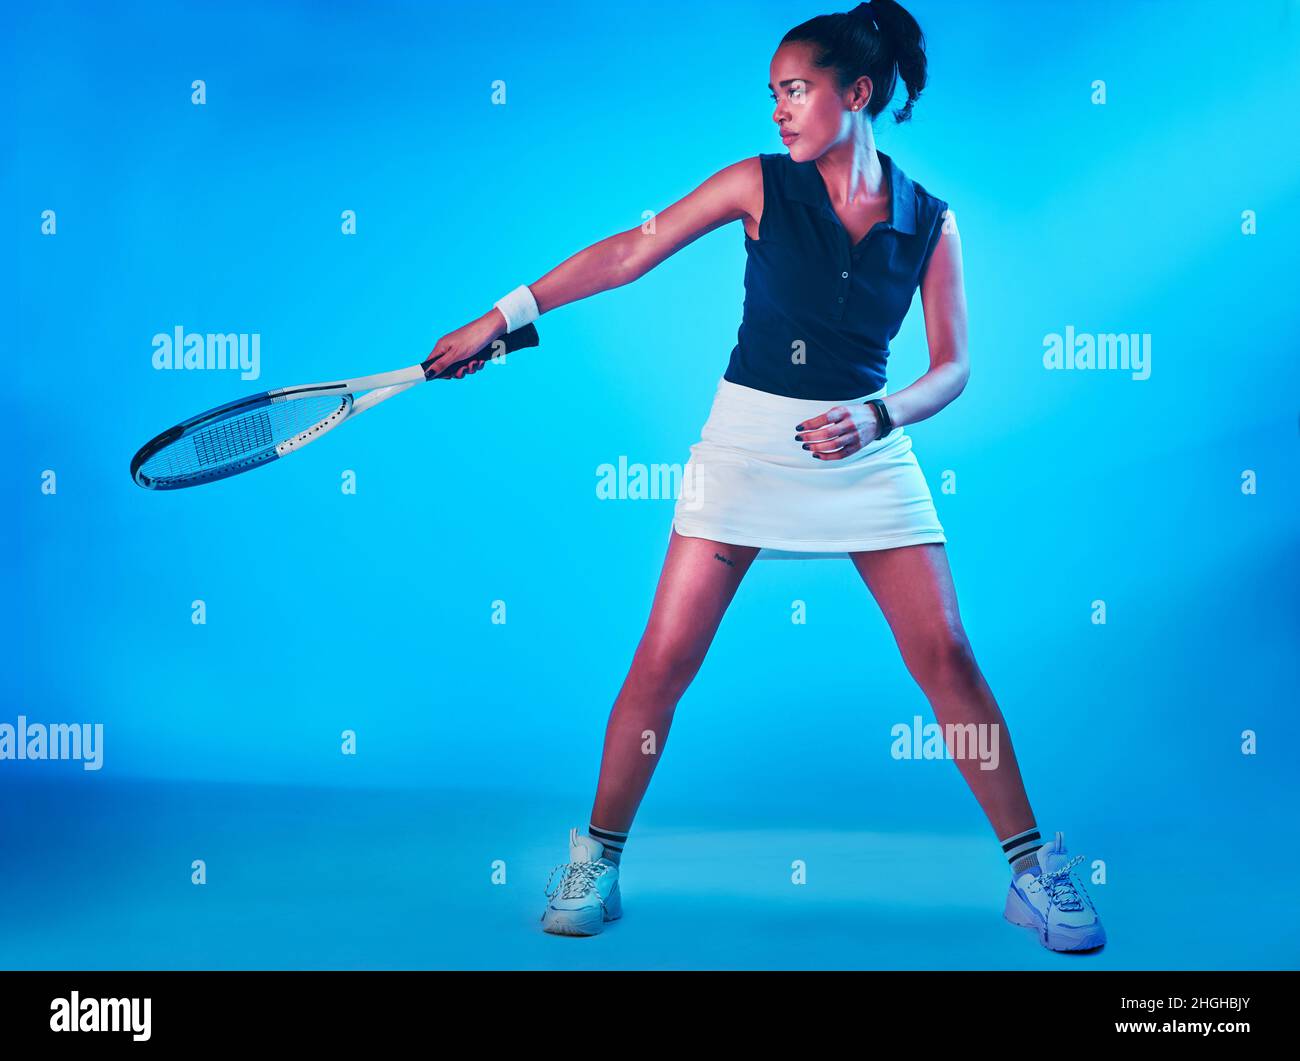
129, 323, 540, 490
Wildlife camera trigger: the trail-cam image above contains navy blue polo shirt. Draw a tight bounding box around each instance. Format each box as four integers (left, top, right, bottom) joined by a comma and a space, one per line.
724, 149, 949, 401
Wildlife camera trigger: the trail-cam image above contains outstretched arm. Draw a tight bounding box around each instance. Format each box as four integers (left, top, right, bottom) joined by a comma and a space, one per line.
424, 158, 760, 378
527, 156, 760, 315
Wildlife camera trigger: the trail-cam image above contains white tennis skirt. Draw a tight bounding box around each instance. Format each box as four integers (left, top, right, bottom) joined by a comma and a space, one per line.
672, 375, 947, 560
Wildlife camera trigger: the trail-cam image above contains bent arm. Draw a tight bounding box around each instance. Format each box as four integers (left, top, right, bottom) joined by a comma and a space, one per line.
876, 209, 970, 429
498, 158, 759, 326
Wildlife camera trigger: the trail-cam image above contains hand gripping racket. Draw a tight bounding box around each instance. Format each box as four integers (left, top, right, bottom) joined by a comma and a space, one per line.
129, 323, 539, 490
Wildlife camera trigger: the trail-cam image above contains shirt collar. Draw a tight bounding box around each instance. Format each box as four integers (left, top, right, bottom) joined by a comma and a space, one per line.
784, 149, 917, 236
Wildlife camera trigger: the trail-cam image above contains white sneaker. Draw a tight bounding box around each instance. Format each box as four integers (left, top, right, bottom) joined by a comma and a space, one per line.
541, 827, 623, 936
1004, 830, 1106, 952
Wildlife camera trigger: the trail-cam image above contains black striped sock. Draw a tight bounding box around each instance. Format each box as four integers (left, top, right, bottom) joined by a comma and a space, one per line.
1001, 826, 1043, 875
588, 823, 629, 865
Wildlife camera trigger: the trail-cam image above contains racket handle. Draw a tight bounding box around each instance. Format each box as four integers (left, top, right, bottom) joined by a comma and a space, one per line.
422, 322, 540, 380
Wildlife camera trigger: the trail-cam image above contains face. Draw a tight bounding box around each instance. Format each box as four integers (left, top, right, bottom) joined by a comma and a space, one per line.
768, 41, 870, 161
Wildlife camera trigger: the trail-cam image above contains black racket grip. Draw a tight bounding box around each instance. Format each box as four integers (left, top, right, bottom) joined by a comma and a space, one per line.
422, 322, 540, 380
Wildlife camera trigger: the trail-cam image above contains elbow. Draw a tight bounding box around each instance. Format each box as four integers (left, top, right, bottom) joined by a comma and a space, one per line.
614, 231, 649, 287
942, 356, 970, 399
954, 361, 971, 394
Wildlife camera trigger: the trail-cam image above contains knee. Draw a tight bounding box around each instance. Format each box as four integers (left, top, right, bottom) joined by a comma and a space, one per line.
904, 626, 977, 688
635, 642, 708, 699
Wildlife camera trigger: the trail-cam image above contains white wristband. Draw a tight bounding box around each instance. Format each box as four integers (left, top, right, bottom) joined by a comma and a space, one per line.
493, 284, 539, 333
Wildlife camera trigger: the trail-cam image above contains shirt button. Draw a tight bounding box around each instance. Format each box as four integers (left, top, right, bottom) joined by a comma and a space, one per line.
837, 296, 844, 303
841, 271, 849, 278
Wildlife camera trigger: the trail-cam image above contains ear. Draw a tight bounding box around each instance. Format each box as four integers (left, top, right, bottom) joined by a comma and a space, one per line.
852, 74, 874, 111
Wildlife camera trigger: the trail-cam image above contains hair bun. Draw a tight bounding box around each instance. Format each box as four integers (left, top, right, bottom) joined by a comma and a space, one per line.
852, 2, 881, 32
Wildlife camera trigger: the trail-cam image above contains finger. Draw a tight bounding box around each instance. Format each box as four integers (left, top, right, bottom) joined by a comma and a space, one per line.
800, 417, 856, 445
425, 345, 456, 377
430, 349, 474, 379
813, 433, 863, 460
807, 428, 860, 456
794, 411, 830, 436
800, 423, 852, 444
794, 406, 849, 441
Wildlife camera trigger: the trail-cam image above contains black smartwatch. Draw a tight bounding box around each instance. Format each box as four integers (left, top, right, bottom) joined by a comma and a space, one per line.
863, 397, 894, 440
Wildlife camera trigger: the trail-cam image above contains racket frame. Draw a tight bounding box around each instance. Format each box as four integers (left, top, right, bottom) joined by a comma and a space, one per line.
130, 324, 538, 490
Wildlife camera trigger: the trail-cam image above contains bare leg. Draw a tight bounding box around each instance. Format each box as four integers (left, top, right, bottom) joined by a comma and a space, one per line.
588, 530, 760, 839
850, 543, 1037, 840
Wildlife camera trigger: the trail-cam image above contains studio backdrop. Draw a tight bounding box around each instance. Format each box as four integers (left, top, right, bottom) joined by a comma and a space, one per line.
7, 0, 1298, 969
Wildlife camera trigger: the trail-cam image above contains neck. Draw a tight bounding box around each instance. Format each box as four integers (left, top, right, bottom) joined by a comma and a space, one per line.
816, 128, 883, 208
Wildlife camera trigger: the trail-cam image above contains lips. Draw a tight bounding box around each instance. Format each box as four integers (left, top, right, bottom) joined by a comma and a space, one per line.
781, 131, 798, 142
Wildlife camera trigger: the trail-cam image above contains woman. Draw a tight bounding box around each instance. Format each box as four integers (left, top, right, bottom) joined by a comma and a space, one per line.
425, 0, 1105, 953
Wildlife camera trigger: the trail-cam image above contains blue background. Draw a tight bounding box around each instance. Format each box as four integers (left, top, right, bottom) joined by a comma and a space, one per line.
6, 0, 1298, 969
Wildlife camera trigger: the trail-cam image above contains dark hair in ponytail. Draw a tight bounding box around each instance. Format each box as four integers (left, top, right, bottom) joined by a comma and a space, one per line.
780, 0, 928, 123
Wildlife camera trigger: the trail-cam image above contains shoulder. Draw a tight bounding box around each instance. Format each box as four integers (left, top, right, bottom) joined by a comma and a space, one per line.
704, 155, 766, 198
719, 154, 770, 177
754, 152, 800, 200
884, 150, 949, 237
908, 174, 950, 232
675, 156, 766, 223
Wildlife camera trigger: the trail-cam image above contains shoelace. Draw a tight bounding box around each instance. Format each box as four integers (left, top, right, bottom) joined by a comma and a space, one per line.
1025, 853, 1086, 912
544, 860, 609, 903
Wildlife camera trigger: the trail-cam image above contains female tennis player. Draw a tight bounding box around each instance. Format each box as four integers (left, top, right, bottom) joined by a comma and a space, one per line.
427, 0, 1105, 953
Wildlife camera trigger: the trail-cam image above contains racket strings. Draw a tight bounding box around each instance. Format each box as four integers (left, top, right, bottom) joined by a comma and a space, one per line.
139, 394, 349, 485
193, 408, 274, 467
